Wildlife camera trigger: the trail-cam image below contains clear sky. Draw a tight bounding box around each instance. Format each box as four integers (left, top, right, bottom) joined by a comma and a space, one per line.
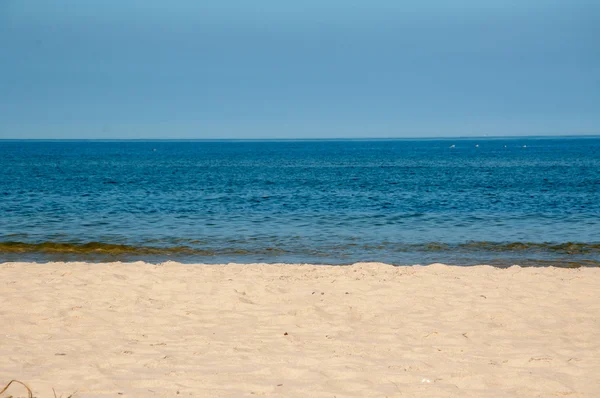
1, 0, 598, 139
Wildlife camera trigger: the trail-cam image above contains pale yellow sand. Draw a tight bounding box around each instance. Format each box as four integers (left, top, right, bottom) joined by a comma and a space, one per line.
1, 262, 599, 398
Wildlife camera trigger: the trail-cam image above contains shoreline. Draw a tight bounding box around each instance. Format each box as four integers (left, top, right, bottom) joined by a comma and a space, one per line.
2, 262, 599, 397
2, 261, 599, 269
2, 240, 599, 269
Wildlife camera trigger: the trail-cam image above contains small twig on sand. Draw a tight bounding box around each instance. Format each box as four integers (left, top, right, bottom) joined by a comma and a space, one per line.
0, 380, 33, 398
53, 387, 78, 398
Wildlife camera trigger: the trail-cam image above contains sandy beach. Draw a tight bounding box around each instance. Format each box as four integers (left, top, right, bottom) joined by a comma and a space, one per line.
1, 262, 599, 397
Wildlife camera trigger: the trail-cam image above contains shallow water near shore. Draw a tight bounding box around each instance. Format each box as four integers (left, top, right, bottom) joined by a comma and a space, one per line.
1, 137, 599, 266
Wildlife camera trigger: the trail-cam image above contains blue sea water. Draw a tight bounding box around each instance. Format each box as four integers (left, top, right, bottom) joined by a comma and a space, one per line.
1, 138, 599, 266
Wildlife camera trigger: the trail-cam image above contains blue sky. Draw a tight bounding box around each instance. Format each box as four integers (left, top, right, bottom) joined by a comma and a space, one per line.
1, 0, 598, 138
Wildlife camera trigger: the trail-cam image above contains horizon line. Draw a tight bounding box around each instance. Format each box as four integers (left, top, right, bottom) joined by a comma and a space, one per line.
1, 134, 599, 142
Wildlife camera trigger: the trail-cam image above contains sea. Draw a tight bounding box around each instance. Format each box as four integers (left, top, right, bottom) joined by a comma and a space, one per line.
1, 137, 599, 267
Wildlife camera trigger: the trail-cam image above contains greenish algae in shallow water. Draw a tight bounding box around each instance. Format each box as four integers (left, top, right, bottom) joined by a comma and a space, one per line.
453, 241, 600, 254
0, 241, 285, 257
0, 241, 598, 268
0, 241, 204, 255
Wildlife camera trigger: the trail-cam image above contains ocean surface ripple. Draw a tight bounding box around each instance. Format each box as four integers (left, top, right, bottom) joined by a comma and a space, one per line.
1, 138, 599, 266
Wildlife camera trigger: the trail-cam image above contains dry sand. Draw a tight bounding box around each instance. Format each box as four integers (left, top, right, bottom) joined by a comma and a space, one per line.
1, 262, 599, 397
